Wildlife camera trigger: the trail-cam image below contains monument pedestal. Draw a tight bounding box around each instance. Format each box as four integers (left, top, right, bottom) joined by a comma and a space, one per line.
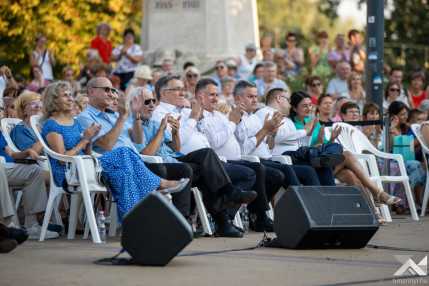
142, 0, 259, 67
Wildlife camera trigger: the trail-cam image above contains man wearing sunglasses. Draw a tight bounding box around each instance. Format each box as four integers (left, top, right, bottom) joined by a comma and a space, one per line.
77, 77, 194, 220
150, 75, 258, 238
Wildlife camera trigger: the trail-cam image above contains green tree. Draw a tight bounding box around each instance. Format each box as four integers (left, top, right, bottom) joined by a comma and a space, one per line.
0, 0, 142, 77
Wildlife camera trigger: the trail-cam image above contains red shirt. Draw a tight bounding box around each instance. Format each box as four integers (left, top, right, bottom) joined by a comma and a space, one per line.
90, 36, 112, 64
409, 90, 427, 108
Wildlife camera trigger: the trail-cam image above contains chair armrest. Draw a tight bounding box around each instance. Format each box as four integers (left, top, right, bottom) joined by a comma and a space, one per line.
241, 155, 260, 163
271, 155, 292, 165
218, 155, 227, 163
140, 155, 163, 164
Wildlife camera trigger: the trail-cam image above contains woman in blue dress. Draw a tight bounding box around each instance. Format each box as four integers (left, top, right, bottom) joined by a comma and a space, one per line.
40, 81, 188, 219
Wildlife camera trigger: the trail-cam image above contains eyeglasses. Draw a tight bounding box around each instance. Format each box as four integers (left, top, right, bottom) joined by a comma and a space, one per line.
216, 66, 226, 70
164, 87, 185, 92
91, 86, 117, 94
311, 82, 322, 87
144, 98, 156, 105
389, 88, 400, 92
28, 101, 43, 109
186, 73, 199, 79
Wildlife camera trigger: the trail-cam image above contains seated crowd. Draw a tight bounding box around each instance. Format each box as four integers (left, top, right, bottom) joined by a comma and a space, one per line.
1, 25, 428, 253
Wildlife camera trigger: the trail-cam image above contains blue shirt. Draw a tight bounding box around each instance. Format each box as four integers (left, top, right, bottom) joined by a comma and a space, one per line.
0, 133, 14, 163
255, 79, 289, 97
77, 105, 137, 154
136, 119, 183, 163
10, 122, 37, 151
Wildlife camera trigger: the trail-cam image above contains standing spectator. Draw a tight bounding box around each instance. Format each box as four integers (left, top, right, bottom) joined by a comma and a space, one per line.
389, 67, 409, 106
305, 76, 324, 105
111, 28, 144, 91
326, 61, 351, 99
407, 71, 427, 109
26, 66, 48, 93
308, 31, 331, 78
248, 63, 264, 83
255, 61, 288, 98
328, 34, 350, 71
347, 71, 366, 110
90, 23, 112, 64
237, 43, 258, 80
348, 29, 366, 74
30, 34, 55, 81
383, 81, 402, 112
284, 32, 305, 78
62, 66, 81, 95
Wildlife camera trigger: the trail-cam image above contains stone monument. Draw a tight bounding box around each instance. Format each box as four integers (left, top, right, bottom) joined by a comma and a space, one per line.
142, 0, 259, 66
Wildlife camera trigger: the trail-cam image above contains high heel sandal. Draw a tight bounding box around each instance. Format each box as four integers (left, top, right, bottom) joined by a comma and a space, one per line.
375, 190, 402, 206
374, 207, 386, 225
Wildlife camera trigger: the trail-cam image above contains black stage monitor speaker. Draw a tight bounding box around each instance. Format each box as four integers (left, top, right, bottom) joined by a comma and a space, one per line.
273, 186, 379, 249
121, 192, 193, 266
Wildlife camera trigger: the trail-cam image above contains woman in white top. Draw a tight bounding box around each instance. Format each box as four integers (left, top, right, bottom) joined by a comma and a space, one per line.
111, 28, 144, 91
30, 34, 55, 81
347, 71, 366, 110
237, 43, 258, 80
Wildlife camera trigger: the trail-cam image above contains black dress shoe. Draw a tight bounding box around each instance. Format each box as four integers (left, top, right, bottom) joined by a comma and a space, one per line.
0, 238, 18, 253
0, 223, 9, 238
250, 215, 274, 232
216, 220, 243, 238
6, 227, 28, 244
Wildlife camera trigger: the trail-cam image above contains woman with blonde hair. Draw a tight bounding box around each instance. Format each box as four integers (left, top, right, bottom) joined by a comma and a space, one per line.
40, 81, 188, 219
10, 91, 44, 153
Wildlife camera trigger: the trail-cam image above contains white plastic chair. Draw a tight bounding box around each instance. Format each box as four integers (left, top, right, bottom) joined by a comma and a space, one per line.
334, 122, 419, 221
1, 118, 63, 227
410, 123, 429, 216
30, 115, 108, 243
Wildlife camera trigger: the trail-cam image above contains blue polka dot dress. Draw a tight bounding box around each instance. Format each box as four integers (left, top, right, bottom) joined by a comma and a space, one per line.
42, 118, 161, 219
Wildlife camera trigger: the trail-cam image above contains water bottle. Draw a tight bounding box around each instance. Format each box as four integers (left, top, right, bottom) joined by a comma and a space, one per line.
97, 210, 107, 243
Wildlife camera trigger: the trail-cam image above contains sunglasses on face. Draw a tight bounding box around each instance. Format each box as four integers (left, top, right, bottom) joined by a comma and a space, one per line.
216, 66, 226, 70
389, 88, 400, 92
28, 101, 43, 109
92, 86, 117, 94
144, 98, 156, 105
186, 73, 199, 79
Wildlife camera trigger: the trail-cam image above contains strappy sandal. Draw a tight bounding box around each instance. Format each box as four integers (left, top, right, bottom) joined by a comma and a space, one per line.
374, 207, 386, 225
375, 190, 402, 206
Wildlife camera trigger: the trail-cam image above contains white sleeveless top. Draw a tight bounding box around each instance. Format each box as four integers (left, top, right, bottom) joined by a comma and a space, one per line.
34, 50, 54, 80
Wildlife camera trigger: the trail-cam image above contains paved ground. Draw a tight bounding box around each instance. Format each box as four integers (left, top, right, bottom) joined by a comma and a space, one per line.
1, 216, 428, 286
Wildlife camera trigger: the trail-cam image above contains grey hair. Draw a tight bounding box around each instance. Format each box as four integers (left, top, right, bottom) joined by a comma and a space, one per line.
42, 81, 72, 119
233, 80, 256, 97
263, 61, 277, 69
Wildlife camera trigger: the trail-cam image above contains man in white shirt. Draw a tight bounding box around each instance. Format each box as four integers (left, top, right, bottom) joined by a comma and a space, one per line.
326, 61, 351, 99
256, 87, 337, 186
152, 75, 257, 237
233, 80, 322, 187
195, 78, 284, 232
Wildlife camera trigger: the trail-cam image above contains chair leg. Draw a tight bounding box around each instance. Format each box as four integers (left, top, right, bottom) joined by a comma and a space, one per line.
39, 188, 60, 242
267, 203, 274, 220
191, 187, 213, 236
52, 190, 64, 227
421, 176, 429, 216
15, 191, 23, 210
379, 204, 392, 222
67, 194, 81, 240
83, 192, 96, 240
402, 181, 419, 221
108, 201, 118, 237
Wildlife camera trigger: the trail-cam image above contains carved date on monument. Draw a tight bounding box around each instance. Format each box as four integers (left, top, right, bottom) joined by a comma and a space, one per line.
153, 0, 200, 10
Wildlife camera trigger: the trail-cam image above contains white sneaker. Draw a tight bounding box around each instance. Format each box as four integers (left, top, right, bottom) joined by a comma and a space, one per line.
27, 224, 59, 240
